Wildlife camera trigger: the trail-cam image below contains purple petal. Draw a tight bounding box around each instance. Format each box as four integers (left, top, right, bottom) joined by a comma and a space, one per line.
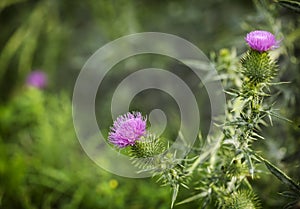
26, 70, 48, 89
245, 30, 279, 52
108, 112, 147, 148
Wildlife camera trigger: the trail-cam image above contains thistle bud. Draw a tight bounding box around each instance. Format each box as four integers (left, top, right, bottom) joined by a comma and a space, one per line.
241, 50, 277, 85
218, 190, 261, 209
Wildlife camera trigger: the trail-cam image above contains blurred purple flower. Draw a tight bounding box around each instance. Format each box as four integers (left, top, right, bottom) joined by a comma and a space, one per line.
245, 30, 279, 52
109, 112, 147, 148
26, 70, 48, 89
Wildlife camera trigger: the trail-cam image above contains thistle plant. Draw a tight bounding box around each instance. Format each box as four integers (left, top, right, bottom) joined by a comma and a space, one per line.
26, 70, 48, 89
108, 112, 190, 208
108, 30, 300, 208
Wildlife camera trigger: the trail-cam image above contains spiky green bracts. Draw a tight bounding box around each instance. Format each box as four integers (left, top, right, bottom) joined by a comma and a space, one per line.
241, 50, 277, 85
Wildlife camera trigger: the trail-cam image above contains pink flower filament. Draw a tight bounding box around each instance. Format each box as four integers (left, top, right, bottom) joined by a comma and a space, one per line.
245, 30, 279, 52
109, 112, 147, 148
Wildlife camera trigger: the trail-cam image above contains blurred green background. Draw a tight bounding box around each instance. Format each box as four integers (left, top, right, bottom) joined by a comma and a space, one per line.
0, 0, 299, 208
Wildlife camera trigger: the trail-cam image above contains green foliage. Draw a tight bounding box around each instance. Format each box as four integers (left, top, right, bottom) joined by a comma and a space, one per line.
277, 0, 300, 13
0, 88, 171, 209
0, 1, 66, 88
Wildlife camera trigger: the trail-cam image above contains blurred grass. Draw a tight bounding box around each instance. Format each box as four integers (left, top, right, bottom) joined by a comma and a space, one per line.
0, 88, 172, 209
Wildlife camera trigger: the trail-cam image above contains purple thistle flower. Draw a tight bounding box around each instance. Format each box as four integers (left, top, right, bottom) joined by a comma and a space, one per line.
245, 30, 279, 52
26, 70, 48, 89
109, 112, 147, 148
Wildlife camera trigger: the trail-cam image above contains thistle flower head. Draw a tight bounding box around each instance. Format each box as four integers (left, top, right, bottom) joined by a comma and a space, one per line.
245, 30, 279, 52
109, 112, 147, 148
26, 70, 48, 89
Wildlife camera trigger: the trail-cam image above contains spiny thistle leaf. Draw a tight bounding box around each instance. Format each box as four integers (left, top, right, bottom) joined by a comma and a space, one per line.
158, 162, 191, 187
176, 190, 210, 205
171, 184, 179, 209
263, 158, 300, 194
277, 0, 300, 13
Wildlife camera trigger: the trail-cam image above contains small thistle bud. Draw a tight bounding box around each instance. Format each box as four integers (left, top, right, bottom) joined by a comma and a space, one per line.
108, 112, 146, 148
218, 190, 261, 209
221, 158, 248, 178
